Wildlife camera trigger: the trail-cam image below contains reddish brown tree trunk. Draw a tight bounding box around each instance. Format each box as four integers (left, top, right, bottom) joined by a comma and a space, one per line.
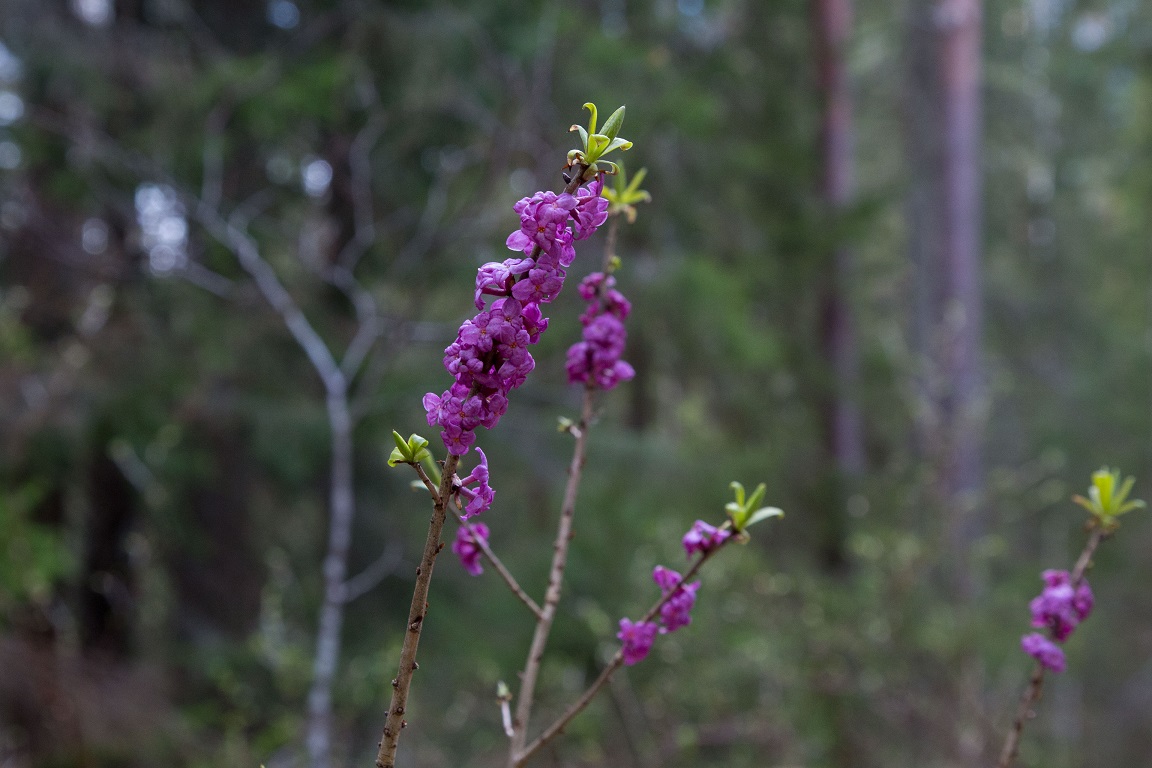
905, 0, 985, 597
813, 0, 864, 572
935, 0, 984, 595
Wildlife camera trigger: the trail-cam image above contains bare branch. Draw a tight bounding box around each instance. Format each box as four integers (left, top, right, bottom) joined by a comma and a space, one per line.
508, 385, 595, 760
341, 541, 405, 604
514, 547, 724, 767
228, 188, 278, 232
376, 452, 462, 768
177, 260, 234, 298
453, 516, 544, 621
337, 110, 388, 272
195, 204, 345, 392
201, 105, 229, 213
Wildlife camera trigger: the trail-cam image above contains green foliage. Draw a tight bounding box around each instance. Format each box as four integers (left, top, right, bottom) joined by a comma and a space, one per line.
1072, 468, 1145, 531
567, 102, 633, 178
2, 0, 1152, 766
725, 480, 783, 533
0, 482, 73, 616
387, 431, 431, 468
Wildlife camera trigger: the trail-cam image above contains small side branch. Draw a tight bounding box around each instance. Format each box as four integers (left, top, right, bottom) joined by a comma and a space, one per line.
996, 661, 1045, 768
455, 516, 543, 621
996, 527, 1106, 768
507, 386, 595, 762
512, 547, 722, 767
341, 542, 405, 604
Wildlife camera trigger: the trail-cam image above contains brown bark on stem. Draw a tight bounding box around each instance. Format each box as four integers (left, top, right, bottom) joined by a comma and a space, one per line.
375, 452, 460, 768
506, 387, 595, 765
996, 527, 1106, 768
512, 547, 723, 766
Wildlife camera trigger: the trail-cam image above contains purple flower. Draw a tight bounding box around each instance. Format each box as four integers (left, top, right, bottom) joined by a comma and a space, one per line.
452, 523, 490, 576
566, 275, 635, 391
652, 565, 701, 634
652, 564, 680, 592
511, 265, 566, 305
682, 520, 732, 557
457, 448, 495, 518
510, 190, 578, 257
1021, 632, 1066, 673
427, 177, 604, 462
1029, 570, 1092, 642
572, 176, 609, 240
475, 258, 534, 309
617, 618, 659, 666
442, 425, 476, 456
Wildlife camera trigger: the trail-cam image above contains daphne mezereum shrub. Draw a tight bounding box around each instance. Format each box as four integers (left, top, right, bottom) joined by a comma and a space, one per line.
997, 468, 1145, 768
377, 104, 782, 768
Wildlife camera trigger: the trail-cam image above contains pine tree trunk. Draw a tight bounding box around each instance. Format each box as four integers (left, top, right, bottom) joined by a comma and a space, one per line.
814, 0, 864, 571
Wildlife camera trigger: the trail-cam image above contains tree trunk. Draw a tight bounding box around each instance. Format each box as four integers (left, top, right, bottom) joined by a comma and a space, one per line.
905, 0, 985, 597
306, 382, 356, 768
813, 0, 864, 571
935, 0, 984, 598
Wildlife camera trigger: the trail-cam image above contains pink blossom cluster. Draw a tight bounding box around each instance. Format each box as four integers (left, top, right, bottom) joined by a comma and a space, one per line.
617, 564, 702, 666
424, 178, 609, 457
618, 519, 735, 666
682, 520, 731, 556
1020, 569, 1094, 673
565, 272, 635, 390
452, 523, 490, 576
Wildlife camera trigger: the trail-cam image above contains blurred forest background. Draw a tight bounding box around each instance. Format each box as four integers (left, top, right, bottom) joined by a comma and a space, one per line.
2, 0, 1151, 766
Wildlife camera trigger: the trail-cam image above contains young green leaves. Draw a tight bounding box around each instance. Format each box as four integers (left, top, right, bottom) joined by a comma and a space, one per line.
603, 165, 651, 223
568, 103, 633, 180
388, 430, 432, 467
726, 481, 784, 535
1072, 468, 1145, 533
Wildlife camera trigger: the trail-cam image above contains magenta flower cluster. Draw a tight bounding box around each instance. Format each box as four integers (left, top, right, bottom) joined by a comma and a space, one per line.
565, 272, 635, 390
618, 519, 733, 666
453, 448, 494, 520
424, 178, 609, 457
682, 520, 731, 556
653, 565, 701, 633
617, 565, 702, 666
452, 523, 490, 576
1020, 569, 1094, 673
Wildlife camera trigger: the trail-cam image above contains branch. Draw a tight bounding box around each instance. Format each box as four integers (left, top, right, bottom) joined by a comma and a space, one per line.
507, 384, 595, 760
996, 527, 1106, 768
201, 104, 229, 213
513, 546, 725, 766
453, 516, 543, 621
376, 452, 462, 768
381, 166, 589, 767
195, 204, 345, 393
341, 541, 405, 604
338, 110, 388, 272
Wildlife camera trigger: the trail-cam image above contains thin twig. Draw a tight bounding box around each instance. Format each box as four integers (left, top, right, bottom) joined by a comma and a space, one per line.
376, 452, 462, 768
337, 110, 387, 272
201, 104, 229, 213
507, 384, 595, 763
996, 527, 1106, 768
341, 542, 405, 604
509, 203, 625, 765
514, 546, 724, 766
413, 463, 441, 499
455, 513, 544, 620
